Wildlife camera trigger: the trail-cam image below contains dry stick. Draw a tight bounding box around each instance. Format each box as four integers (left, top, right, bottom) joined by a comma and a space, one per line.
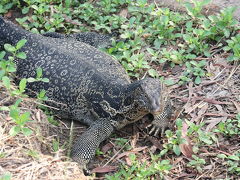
0, 95, 12, 106
67, 120, 74, 157
196, 170, 211, 180
153, 0, 160, 9
103, 139, 130, 167
178, 80, 221, 94
211, 64, 239, 95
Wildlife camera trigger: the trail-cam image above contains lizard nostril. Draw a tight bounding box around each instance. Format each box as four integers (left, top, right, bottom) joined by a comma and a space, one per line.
151, 99, 161, 113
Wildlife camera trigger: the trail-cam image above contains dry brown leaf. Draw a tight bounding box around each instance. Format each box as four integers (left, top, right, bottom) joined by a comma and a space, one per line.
101, 143, 114, 153
125, 156, 132, 166
91, 166, 118, 173
119, 8, 128, 18
205, 117, 227, 132
36, 110, 41, 122
232, 101, 240, 113
142, 33, 151, 38
194, 103, 208, 122
149, 145, 157, 154
179, 122, 194, 159
179, 143, 193, 159
172, 157, 183, 165
5, 11, 13, 18
147, 136, 163, 150
130, 132, 139, 149
115, 146, 148, 160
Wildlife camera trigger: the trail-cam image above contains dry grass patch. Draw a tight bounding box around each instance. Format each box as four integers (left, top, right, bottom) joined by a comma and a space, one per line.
0, 87, 86, 180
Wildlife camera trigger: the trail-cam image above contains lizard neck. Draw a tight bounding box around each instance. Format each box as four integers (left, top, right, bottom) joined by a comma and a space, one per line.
112, 80, 150, 128
110, 80, 151, 129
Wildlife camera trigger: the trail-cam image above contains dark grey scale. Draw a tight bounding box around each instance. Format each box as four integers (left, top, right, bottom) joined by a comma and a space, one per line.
0, 16, 172, 170
42, 31, 112, 49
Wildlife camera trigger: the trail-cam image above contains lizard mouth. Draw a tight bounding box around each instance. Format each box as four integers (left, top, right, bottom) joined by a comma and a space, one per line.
150, 99, 168, 115
151, 108, 165, 115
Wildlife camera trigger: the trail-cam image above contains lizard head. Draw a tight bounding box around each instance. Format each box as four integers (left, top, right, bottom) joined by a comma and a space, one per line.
136, 78, 170, 115
123, 78, 170, 123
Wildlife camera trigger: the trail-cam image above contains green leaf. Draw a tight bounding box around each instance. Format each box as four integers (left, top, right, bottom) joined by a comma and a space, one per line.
160, 149, 168, 156
0, 172, 12, 180
202, 0, 211, 5
10, 108, 19, 120
224, 29, 230, 38
4, 44, 16, 52
16, 52, 27, 59
31, 5, 38, 10
176, 118, 183, 128
173, 145, 181, 156
186, 21, 193, 30
52, 139, 60, 152
7, 65, 16, 73
184, 3, 194, 16
217, 154, 227, 159
22, 127, 33, 136
22, 7, 29, 14
223, 46, 231, 51
65, 0, 72, 8
0, 70, 5, 79
19, 112, 31, 125
204, 51, 211, 57
9, 126, 21, 136
16, 39, 27, 50
164, 79, 175, 86
0, 51, 6, 59
2, 76, 11, 89
228, 155, 240, 161
185, 54, 197, 59
41, 78, 49, 83
148, 69, 158, 77
0, 106, 9, 111
195, 76, 201, 84
27, 77, 36, 82
146, 48, 155, 55
199, 135, 212, 145
36, 68, 43, 78
37, 90, 47, 100
19, 78, 27, 93
14, 99, 22, 107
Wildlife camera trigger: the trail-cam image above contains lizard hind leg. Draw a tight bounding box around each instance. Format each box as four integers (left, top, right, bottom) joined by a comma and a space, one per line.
71, 118, 114, 167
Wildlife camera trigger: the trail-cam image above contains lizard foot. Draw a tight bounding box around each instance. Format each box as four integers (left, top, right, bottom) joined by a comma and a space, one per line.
146, 100, 172, 137
146, 121, 168, 137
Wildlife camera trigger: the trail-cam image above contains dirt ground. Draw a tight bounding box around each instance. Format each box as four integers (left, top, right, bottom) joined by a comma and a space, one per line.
154, 0, 240, 21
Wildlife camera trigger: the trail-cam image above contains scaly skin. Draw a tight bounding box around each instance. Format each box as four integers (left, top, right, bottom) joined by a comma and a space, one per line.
42, 31, 112, 48
0, 16, 172, 168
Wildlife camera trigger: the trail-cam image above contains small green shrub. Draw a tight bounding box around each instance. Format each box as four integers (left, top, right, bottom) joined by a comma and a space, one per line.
0, 39, 48, 137
214, 113, 240, 136
105, 154, 172, 180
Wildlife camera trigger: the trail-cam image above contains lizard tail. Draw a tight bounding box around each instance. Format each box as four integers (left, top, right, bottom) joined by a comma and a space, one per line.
0, 16, 6, 46
0, 16, 4, 24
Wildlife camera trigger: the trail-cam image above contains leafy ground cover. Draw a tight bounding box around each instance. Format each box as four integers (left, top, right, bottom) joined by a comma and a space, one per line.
0, 0, 239, 179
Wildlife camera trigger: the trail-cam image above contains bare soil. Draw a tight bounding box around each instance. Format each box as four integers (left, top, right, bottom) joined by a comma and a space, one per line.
153, 0, 240, 21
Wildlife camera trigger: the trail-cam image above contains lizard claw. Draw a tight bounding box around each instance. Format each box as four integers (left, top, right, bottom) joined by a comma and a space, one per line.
83, 167, 91, 176
147, 123, 166, 137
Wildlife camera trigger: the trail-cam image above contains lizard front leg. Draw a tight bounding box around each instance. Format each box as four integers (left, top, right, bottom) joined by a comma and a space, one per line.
71, 119, 114, 167
147, 100, 172, 137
